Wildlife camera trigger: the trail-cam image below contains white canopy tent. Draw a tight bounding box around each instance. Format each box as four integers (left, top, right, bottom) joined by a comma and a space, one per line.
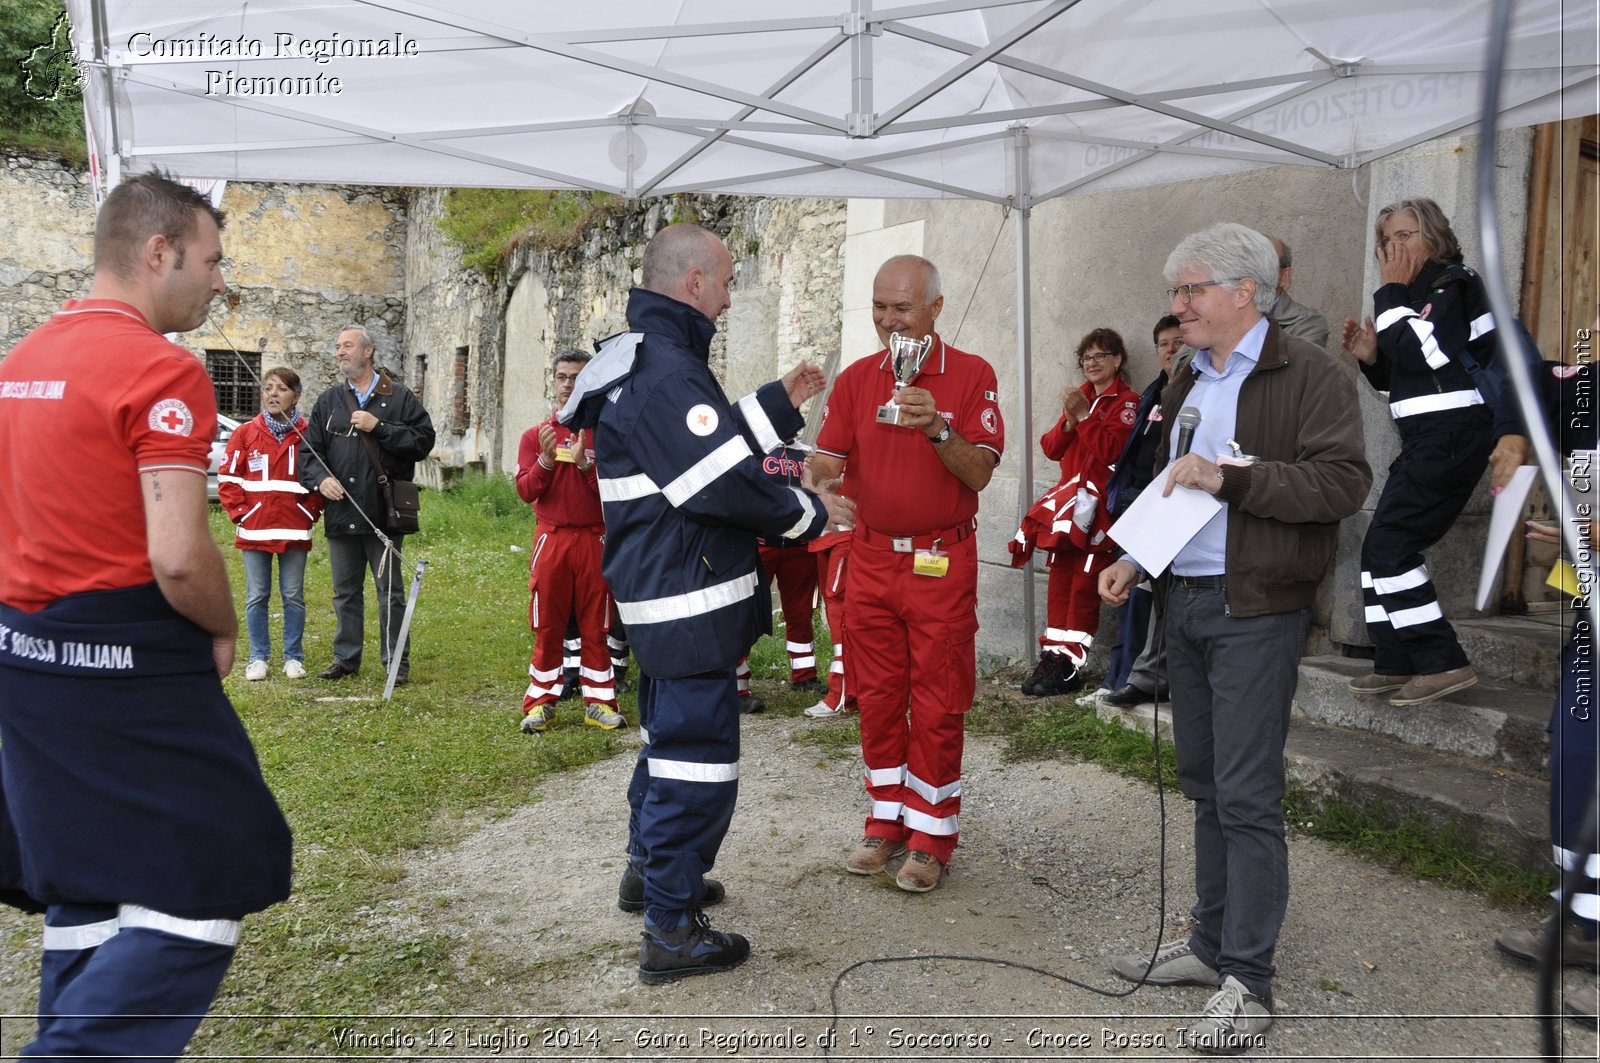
64, 0, 1599, 649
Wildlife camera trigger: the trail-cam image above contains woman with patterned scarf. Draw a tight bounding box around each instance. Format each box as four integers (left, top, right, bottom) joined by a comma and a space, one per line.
218, 366, 324, 680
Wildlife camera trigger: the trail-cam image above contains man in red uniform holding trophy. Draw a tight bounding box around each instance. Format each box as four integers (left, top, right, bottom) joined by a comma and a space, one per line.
809, 255, 1005, 892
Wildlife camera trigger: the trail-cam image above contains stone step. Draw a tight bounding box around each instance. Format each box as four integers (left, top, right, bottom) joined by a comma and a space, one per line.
1097, 694, 1549, 873
1296, 656, 1552, 778
1453, 613, 1569, 689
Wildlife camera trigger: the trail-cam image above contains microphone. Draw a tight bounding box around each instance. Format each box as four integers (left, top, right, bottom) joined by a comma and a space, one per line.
1174, 406, 1202, 458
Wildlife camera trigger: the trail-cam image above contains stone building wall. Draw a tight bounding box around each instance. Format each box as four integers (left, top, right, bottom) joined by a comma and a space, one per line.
0, 150, 408, 423
0, 153, 94, 349
399, 192, 848, 482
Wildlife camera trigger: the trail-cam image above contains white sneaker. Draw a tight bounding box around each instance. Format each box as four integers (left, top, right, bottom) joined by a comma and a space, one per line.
804, 700, 847, 719
283, 659, 307, 679
245, 660, 269, 682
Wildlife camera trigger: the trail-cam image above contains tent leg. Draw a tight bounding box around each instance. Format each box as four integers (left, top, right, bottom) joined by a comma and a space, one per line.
1012, 129, 1037, 666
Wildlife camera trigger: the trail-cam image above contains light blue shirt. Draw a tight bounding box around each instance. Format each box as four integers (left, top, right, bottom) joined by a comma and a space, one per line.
1170, 316, 1268, 577
347, 374, 377, 408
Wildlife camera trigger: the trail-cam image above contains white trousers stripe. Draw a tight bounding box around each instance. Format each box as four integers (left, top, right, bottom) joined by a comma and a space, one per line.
902, 807, 959, 836
872, 800, 904, 821
648, 757, 739, 783
45, 906, 244, 950
1371, 565, 1430, 596
1388, 602, 1445, 629
905, 770, 961, 805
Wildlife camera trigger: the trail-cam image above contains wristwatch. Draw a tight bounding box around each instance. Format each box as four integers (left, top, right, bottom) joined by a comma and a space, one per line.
929, 419, 952, 445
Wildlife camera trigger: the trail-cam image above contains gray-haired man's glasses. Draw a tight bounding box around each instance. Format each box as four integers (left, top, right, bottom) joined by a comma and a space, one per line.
1166, 279, 1238, 305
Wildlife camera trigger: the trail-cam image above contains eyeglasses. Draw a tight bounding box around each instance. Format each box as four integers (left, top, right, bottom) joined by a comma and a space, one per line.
1078, 352, 1115, 365
1167, 279, 1237, 305
1378, 229, 1419, 248
553, 372, 582, 385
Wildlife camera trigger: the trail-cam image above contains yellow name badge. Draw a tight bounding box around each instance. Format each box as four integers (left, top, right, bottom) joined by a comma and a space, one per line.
554, 445, 576, 463
913, 550, 949, 578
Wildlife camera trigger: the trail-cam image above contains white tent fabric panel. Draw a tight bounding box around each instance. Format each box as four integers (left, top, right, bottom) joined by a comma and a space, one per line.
66, 0, 1597, 199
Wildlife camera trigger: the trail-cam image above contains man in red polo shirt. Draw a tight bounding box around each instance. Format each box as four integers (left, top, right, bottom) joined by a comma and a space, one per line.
515, 349, 621, 733
0, 171, 291, 1060
808, 254, 1005, 892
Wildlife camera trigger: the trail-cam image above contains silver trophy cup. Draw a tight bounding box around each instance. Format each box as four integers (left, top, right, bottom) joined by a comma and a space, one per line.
875, 332, 934, 426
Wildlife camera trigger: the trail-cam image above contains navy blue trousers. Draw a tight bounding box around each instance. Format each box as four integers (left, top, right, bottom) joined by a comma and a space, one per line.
24, 903, 236, 1061
1554, 616, 1600, 924
626, 668, 740, 926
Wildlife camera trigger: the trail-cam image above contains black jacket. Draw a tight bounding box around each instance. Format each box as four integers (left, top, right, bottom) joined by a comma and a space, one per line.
299, 372, 436, 537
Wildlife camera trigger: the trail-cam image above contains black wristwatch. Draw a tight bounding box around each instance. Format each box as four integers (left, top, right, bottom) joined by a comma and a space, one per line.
929, 419, 952, 445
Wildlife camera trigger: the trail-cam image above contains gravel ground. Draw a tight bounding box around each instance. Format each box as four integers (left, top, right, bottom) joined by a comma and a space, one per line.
1, 707, 1595, 1061
386, 710, 1595, 1062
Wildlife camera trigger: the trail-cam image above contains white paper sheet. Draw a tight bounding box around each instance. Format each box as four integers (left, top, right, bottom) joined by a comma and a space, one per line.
1105, 480, 1225, 577
1476, 465, 1538, 610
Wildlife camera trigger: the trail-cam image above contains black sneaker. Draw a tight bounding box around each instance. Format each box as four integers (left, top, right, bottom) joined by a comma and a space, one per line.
638, 910, 750, 984
790, 678, 825, 694
618, 862, 726, 913
560, 669, 581, 700
739, 695, 766, 715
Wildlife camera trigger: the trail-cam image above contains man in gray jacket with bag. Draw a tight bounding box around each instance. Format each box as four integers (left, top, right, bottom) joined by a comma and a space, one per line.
300, 325, 436, 684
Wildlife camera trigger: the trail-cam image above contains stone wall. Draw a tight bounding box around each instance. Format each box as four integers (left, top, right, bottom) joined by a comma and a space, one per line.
0, 150, 408, 421
400, 193, 848, 482
0, 153, 94, 349
200, 182, 408, 403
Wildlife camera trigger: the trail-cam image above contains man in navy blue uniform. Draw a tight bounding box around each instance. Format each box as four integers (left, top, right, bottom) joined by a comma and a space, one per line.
562, 223, 853, 983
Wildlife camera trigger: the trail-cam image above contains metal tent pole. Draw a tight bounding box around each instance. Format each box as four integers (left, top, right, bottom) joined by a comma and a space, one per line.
1011, 126, 1037, 663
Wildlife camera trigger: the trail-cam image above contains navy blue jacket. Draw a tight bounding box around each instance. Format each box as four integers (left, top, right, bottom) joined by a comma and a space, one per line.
1361, 260, 1497, 429
561, 289, 828, 678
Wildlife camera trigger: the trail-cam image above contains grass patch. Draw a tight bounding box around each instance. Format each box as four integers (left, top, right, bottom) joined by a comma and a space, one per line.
975, 676, 1549, 909
439, 189, 625, 274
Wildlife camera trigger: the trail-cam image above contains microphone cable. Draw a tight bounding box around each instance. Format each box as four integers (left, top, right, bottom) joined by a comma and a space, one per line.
820, 676, 1179, 1059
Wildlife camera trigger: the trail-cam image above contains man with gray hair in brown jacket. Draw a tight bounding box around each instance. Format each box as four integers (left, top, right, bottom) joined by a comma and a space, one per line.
1098, 223, 1371, 1055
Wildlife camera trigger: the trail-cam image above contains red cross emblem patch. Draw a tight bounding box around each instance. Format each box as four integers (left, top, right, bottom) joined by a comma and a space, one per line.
147, 398, 194, 436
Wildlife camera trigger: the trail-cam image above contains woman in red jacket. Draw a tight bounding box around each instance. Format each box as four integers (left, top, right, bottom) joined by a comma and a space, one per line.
1015, 328, 1140, 696
218, 367, 323, 681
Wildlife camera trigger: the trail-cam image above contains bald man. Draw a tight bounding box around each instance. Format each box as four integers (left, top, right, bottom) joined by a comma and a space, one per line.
561, 223, 853, 983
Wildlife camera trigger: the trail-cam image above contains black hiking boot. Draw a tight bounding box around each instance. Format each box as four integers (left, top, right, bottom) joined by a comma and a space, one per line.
618, 862, 726, 913
638, 910, 750, 984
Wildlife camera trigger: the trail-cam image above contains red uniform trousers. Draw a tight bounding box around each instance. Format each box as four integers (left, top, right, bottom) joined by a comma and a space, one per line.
1041, 547, 1114, 666
845, 528, 977, 865
816, 538, 856, 711
524, 524, 616, 713
759, 544, 820, 684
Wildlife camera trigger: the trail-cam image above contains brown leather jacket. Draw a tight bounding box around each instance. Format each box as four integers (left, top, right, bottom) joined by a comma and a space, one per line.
1158, 319, 1372, 617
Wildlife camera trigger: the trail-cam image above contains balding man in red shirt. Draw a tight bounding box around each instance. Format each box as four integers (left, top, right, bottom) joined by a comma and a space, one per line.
809, 255, 1005, 893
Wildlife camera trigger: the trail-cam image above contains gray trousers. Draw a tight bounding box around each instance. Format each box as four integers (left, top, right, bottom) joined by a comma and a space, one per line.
1126, 591, 1167, 695
327, 533, 409, 675
1165, 583, 1307, 999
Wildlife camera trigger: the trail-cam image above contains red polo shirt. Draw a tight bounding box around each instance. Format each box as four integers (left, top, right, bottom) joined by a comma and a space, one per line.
816, 338, 1004, 536
515, 414, 603, 528
0, 300, 217, 611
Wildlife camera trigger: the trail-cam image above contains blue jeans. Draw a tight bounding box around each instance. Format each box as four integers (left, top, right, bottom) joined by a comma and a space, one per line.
241, 549, 308, 664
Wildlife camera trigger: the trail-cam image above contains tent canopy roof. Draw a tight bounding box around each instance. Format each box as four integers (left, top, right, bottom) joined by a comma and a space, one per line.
67, 0, 1598, 202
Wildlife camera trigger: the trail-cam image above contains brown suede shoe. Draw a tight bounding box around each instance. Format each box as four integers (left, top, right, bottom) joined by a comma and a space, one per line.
895, 850, 945, 892
1348, 672, 1413, 695
845, 836, 906, 876
1390, 665, 1477, 706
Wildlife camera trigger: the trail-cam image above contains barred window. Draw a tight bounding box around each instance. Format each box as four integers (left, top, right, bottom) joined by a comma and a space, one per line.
205, 349, 261, 421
